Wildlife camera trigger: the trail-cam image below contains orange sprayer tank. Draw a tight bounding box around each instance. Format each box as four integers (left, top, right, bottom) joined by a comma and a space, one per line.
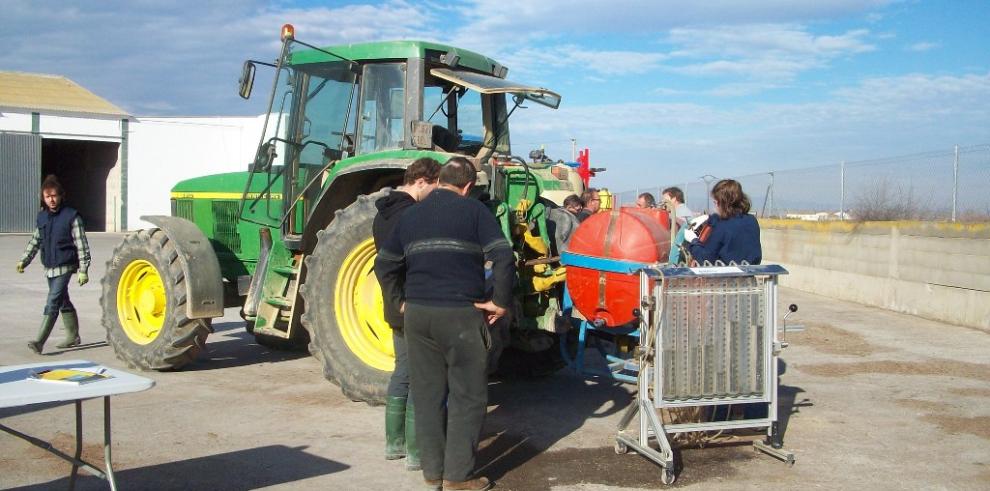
566, 207, 672, 327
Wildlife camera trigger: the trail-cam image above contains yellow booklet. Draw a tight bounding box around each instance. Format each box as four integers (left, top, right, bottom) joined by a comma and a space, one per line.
30, 368, 111, 385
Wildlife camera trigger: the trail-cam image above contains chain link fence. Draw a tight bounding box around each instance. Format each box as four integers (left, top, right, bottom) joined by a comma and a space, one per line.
614, 144, 990, 221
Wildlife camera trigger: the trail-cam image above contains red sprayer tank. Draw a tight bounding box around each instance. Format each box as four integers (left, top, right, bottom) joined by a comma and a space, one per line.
566, 207, 672, 327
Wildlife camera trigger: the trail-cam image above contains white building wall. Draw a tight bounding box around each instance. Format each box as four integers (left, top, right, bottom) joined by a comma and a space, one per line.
127, 115, 266, 229
0, 111, 34, 131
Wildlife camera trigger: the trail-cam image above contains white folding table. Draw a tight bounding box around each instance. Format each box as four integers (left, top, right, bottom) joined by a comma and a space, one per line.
0, 359, 155, 490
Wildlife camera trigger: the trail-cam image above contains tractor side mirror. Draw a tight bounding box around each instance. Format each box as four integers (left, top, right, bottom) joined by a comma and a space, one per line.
238, 61, 257, 100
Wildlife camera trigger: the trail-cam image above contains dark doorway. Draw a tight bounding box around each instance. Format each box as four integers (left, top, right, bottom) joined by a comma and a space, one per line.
41, 139, 119, 232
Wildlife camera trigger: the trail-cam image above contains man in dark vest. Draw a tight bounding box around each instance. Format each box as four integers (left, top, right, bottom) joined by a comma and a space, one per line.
375, 157, 514, 491
16, 175, 91, 354
372, 157, 441, 471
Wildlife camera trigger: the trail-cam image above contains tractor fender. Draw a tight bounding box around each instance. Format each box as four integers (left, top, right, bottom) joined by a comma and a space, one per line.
140, 215, 224, 319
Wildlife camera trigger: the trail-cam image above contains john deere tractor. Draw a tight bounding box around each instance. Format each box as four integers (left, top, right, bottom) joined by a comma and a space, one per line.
100, 25, 586, 402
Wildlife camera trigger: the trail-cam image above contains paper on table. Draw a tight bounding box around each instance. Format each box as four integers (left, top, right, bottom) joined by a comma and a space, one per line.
29, 368, 113, 385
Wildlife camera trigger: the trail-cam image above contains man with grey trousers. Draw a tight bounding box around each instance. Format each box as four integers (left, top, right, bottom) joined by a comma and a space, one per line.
375, 157, 514, 491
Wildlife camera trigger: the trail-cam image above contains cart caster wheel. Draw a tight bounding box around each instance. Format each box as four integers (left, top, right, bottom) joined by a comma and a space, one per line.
614, 441, 628, 454
661, 469, 676, 485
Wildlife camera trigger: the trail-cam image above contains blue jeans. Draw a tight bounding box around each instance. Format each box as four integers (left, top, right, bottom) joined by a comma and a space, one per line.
43, 273, 75, 316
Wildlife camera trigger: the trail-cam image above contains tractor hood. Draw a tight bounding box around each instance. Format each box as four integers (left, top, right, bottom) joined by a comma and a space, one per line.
431, 68, 561, 109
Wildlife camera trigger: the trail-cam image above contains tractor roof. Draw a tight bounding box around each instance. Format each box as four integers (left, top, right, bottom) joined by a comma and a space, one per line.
289, 40, 503, 76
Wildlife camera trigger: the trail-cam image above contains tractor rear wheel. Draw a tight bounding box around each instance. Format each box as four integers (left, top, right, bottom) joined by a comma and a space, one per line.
100, 229, 211, 370
302, 191, 393, 404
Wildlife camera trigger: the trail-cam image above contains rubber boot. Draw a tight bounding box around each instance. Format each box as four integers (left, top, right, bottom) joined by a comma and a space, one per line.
405, 399, 421, 471
385, 396, 407, 460
28, 314, 57, 354
56, 310, 82, 349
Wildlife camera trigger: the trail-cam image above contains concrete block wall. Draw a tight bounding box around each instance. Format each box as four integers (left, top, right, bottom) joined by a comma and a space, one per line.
761, 219, 990, 330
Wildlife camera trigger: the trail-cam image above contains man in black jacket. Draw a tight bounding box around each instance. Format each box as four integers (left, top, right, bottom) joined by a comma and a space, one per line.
373, 157, 440, 471
375, 157, 514, 491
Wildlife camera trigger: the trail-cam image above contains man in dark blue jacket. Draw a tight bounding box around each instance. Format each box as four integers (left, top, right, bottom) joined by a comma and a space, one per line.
17, 175, 91, 354
372, 157, 440, 471
375, 157, 514, 491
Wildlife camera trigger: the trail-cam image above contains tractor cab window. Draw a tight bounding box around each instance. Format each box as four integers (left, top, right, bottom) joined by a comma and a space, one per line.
424, 80, 485, 155
287, 61, 359, 223
358, 63, 406, 154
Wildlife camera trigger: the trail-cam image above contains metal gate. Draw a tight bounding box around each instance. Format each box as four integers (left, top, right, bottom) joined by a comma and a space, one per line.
0, 132, 42, 232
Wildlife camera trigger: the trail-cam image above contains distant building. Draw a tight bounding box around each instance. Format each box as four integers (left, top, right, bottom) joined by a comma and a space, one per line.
0, 71, 266, 232
0, 71, 130, 232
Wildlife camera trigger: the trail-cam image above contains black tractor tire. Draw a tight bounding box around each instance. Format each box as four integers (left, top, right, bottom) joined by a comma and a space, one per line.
100, 228, 212, 370
302, 190, 392, 404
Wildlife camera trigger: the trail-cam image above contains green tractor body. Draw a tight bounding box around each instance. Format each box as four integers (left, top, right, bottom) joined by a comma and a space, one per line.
100, 28, 585, 402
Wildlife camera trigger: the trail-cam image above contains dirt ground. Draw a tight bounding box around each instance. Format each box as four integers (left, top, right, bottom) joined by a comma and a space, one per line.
1, 233, 988, 490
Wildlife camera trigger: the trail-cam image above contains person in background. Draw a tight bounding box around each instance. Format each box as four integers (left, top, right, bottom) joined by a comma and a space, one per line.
577, 188, 600, 222
372, 157, 441, 471
16, 175, 91, 354
375, 157, 514, 491
548, 194, 584, 255
684, 179, 762, 265
636, 192, 656, 208
661, 186, 693, 225
563, 194, 584, 216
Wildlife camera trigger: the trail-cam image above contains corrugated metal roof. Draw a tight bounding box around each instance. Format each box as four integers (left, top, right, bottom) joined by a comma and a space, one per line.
0, 71, 128, 117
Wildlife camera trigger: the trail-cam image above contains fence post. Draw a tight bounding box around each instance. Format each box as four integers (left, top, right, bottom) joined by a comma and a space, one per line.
952, 144, 959, 222
839, 161, 846, 221
768, 171, 775, 218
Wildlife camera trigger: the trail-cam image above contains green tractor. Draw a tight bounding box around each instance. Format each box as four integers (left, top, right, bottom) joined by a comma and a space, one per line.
100, 25, 586, 403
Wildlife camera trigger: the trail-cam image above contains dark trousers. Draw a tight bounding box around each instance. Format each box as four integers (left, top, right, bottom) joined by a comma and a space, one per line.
43, 273, 75, 316
405, 303, 488, 482
387, 326, 410, 398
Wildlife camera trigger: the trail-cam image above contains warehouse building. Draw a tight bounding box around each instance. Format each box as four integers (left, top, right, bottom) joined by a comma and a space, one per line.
0, 71, 130, 232
0, 70, 265, 233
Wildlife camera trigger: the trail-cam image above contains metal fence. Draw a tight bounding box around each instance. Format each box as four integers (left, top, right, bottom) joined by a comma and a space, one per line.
614, 144, 990, 221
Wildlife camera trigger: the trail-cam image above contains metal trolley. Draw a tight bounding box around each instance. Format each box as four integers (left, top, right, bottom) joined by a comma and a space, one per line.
615, 264, 794, 484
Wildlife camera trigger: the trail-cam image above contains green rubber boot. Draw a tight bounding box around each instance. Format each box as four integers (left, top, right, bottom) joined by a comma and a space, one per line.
405, 398, 420, 471
28, 314, 57, 354
385, 396, 407, 460
56, 310, 82, 349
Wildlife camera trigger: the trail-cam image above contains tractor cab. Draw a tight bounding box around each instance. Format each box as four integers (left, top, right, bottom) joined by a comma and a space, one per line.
238, 25, 561, 249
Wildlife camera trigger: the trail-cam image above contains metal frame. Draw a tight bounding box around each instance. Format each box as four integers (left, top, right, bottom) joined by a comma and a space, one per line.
614, 264, 793, 484
1, 396, 119, 490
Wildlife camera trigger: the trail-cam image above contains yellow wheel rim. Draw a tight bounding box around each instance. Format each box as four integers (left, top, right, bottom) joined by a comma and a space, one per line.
116, 259, 166, 345
334, 237, 394, 371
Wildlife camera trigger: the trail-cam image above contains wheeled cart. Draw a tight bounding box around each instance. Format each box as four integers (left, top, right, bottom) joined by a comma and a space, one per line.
614, 264, 794, 484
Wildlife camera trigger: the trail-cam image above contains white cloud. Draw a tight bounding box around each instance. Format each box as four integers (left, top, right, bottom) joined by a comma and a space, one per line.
907, 41, 939, 52
0, 0, 437, 115
509, 71, 990, 187
500, 45, 667, 78
666, 25, 875, 81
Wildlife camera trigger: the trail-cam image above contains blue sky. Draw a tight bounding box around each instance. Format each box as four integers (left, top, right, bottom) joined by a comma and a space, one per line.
2, 0, 988, 191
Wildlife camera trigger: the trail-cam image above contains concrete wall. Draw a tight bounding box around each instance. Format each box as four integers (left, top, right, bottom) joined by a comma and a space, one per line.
761, 219, 990, 330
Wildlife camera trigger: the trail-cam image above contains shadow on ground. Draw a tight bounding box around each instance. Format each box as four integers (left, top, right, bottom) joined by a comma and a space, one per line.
8, 444, 348, 491
180, 321, 310, 372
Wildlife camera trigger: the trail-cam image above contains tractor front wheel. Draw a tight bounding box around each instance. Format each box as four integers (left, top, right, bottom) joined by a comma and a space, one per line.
100, 229, 211, 370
